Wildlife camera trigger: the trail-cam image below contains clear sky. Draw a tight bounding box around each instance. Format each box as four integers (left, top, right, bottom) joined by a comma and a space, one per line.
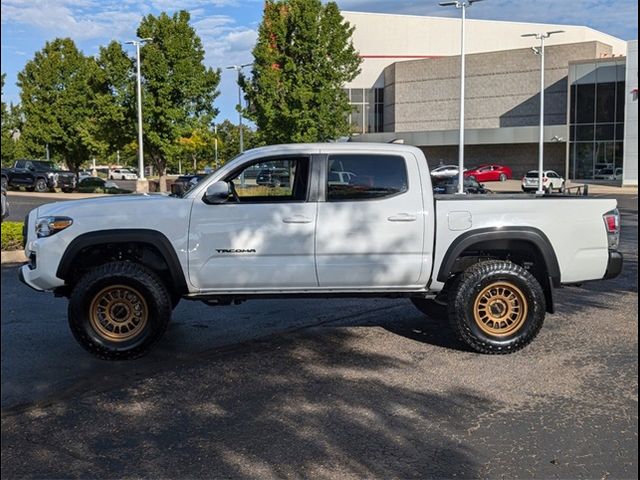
1, 0, 638, 123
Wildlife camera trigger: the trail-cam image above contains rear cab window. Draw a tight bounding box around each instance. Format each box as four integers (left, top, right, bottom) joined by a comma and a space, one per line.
326, 154, 408, 201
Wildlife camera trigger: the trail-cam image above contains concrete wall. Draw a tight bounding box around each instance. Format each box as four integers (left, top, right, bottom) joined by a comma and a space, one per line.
420, 143, 566, 179
384, 41, 613, 133
342, 11, 628, 89
623, 40, 638, 186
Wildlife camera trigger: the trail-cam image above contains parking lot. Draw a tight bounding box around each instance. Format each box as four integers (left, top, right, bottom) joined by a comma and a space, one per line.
1, 193, 637, 478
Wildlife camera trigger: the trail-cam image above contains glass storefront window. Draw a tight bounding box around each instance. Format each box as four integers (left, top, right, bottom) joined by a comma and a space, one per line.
346, 87, 384, 134
568, 60, 626, 181
576, 84, 595, 123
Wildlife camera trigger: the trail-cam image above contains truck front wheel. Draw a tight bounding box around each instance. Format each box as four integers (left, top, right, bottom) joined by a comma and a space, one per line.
34, 178, 48, 192
448, 260, 546, 354
68, 262, 172, 360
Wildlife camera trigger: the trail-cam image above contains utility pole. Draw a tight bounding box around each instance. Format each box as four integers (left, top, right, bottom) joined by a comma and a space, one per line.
125, 37, 152, 192
439, 0, 483, 194
522, 30, 564, 194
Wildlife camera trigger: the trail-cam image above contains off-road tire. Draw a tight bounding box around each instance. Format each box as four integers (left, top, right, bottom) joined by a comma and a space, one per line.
68, 261, 172, 360
410, 298, 448, 319
448, 260, 546, 354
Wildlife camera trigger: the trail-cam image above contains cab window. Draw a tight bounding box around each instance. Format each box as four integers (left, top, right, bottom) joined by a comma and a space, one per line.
326, 154, 408, 201
225, 157, 310, 203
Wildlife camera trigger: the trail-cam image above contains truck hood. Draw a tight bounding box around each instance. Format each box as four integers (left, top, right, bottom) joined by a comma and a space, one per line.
36, 193, 190, 221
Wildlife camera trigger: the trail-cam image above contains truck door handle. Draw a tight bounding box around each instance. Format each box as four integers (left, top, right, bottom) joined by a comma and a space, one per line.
282, 215, 312, 224
387, 213, 417, 222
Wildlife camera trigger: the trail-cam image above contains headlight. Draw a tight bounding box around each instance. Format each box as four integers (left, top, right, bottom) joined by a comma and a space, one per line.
35, 216, 73, 238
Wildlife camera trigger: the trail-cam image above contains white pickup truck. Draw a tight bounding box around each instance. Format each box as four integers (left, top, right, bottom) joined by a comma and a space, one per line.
19, 143, 622, 359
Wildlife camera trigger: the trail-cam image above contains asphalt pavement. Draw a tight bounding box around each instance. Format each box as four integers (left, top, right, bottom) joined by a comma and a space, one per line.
1, 194, 637, 479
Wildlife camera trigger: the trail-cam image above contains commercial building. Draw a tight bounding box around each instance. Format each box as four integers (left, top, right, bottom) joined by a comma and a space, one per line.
343, 12, 637, 185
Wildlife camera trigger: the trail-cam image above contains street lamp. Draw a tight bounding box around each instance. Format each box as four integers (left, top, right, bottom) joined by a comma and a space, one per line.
125, 37, 152, 192
439, 0, 483, 194
225, 63, 253, 153
521, 30, 564, 195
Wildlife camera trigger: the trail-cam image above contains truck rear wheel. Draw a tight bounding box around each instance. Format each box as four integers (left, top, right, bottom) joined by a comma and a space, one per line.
68, 262, 172, 360
448, 260, 545, 354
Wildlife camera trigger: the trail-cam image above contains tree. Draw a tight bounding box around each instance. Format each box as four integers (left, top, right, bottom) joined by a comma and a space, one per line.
93, 41, 136, 159
215, 120, 262, 166
137, 11, 221, 188
242, 0, 361, 144
17, 38, 102, 172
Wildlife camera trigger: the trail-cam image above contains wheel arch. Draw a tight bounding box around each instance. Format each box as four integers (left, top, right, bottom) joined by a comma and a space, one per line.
437, 227, 560, 313
56, 229, 188, 296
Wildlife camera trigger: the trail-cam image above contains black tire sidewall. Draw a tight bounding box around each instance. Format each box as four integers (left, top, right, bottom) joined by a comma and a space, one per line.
449, 261, 546, 353
69, 263, 171, 359
35, 178, 47, 192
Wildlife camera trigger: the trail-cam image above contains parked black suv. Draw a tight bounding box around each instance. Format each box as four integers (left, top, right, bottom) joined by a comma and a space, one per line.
432, 175, 491, 195
256, 168, 290, 187
3, 160, 77, 192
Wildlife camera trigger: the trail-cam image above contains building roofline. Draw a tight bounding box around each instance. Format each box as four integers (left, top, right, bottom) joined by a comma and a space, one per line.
341, 10, 625, 43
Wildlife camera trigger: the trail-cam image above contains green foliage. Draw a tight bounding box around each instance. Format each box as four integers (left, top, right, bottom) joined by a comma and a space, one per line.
137, 11, 221, 181
93, 41, 136, 157
1, 221, 23, 251
215, 120, 263, 167
1, 74, 27, 166
242, 0, 361, 144
17, 38, 103, 172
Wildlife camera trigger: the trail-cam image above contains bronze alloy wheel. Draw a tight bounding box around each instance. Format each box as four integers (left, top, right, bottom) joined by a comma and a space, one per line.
89, 285, 149, 342
473, 281, 528, 337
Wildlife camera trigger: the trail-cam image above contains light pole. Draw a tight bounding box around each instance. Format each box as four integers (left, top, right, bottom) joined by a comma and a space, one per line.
126, 37, 152, 192
439, 0, 483, 194
226, 63, 253, 153
214, 123, 219, 168
521, 30, 564, 194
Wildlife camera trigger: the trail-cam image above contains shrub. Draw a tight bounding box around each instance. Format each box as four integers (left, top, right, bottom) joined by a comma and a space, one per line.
1, 221, 23, 251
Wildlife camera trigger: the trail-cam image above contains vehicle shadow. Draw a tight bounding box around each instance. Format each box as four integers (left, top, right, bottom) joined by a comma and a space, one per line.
1, 327, 486, 479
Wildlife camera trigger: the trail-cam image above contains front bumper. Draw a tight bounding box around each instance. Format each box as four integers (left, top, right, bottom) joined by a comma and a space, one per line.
18, 236, 67, 292
603, 250, 623, 279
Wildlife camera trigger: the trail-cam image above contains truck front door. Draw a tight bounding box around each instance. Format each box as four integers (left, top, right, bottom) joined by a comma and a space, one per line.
315, 152, 425, 288
188, 156, 318, 291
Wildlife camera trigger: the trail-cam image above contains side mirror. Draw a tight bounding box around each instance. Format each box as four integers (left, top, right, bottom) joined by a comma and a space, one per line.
203, 181, 230, 204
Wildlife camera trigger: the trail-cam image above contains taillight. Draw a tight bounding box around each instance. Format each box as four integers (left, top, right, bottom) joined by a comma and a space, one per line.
543, 177, 548, 182
603, 209, 620, 249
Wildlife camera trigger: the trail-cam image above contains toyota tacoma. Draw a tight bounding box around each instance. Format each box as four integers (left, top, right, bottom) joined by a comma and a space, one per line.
19, 143, 623, 359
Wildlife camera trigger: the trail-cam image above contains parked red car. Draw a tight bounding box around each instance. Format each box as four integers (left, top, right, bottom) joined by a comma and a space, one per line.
464, 164, 513, 182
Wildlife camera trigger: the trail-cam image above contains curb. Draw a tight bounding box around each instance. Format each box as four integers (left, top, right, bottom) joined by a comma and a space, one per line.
1, 250, 26, 265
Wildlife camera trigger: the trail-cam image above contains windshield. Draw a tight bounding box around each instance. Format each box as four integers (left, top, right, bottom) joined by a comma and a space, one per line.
525, 171, 540, 178
31, 161, 57, 171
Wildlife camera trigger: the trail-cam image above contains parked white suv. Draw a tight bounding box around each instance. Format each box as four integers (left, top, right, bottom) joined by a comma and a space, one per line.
19, 143, 622, 359
109, 168, 138, 180
521, 170, 565, 193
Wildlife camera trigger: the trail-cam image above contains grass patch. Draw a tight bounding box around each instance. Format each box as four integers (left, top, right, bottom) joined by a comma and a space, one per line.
1, 221, 23, 251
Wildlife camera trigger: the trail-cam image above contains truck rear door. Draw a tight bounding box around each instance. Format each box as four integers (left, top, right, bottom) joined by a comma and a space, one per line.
315, 151, 426, 288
